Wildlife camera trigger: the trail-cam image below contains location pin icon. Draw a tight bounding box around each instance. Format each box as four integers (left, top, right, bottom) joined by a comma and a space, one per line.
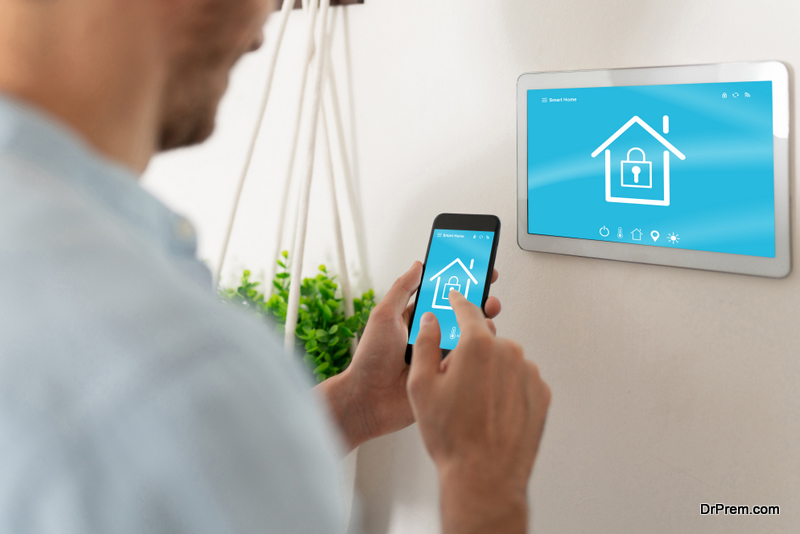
651, 230, 660, 242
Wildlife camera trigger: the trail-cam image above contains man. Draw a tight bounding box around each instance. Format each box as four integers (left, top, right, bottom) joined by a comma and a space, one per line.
0, 0, 551, 532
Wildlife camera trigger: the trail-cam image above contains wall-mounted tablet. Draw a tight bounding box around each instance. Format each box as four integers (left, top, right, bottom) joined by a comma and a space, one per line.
517, 61, 790, 277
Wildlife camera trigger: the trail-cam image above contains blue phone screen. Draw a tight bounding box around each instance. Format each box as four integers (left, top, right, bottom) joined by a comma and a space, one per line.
408, 229, 495, 351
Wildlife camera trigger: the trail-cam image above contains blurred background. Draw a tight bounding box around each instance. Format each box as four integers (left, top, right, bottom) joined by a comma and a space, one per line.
143, 1, 800, 532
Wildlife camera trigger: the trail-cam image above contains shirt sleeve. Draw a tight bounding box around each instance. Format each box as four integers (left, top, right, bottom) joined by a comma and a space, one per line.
0, 188, 349, 533
8, 312, 349, 534
89, 333, 348, 534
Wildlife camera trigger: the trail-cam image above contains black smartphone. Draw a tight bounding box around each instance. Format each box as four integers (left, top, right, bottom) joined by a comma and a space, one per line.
405, 213, 501, 364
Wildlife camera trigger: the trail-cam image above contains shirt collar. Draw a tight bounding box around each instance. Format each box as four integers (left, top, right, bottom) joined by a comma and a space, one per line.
0, 93, 203, 269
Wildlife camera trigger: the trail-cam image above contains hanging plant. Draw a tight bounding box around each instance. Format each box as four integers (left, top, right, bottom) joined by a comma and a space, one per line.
219, 251, 375, 383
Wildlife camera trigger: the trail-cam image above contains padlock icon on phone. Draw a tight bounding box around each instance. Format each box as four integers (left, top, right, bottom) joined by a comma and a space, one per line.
620, 147, 652, 188
442, 276, 461, 300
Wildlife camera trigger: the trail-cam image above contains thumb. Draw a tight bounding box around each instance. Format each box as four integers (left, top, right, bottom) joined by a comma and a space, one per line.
381, 262, 423, 316
408, 312, 442, 395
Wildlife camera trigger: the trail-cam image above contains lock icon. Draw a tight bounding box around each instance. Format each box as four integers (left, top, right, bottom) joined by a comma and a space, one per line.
442, 276, 461, 300
621, 147, 653, 189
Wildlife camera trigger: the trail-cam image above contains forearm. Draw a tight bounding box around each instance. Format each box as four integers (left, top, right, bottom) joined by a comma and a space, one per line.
439, 465, 529, 534
314, 371, 370, 455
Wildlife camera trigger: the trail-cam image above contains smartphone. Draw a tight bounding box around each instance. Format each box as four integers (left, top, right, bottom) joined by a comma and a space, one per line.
405, 213, 501, 364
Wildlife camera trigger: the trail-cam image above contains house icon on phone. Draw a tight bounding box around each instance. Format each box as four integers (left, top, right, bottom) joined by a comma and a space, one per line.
429, 258, 478, 310
591, 116, 686, 206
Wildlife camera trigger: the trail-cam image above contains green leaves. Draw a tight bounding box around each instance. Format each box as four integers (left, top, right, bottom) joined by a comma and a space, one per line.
219, 251, 376, 384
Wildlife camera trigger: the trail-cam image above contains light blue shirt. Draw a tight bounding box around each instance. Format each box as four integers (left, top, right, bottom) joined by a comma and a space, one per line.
0, 94, 347, 533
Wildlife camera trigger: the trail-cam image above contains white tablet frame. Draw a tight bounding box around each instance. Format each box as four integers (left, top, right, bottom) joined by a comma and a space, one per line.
517, 61, 791, 278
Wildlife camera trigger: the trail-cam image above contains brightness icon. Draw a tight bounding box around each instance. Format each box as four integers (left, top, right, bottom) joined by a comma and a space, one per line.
667, 232, 680, 244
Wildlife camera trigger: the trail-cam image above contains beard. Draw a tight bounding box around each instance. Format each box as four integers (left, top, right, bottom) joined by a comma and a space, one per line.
154, 0, 271, 151
155, 0, 250, 151
157, 69, 223, 151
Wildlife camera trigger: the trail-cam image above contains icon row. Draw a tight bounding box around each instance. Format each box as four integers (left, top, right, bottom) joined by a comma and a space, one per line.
436, 233, 491, 240
722, 92, 751, 99
599, 226, 680, 244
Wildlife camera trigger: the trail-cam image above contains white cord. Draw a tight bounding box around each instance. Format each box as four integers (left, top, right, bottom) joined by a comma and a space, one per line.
268, 0, 319, 285
319, 9, 357, 352
214, 0, 295, 288
321, 100, 357, 354
324, 54, 372, 291
284, 0, 330, 352
340, 7, 370, 289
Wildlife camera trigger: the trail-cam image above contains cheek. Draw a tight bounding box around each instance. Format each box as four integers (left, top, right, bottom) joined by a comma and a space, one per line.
168, 0, 272, 97
263, 0, 279, 17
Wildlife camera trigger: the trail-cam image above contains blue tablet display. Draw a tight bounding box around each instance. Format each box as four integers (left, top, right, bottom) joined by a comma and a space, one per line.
527, 81, 775, 258
408, 229, 495, 350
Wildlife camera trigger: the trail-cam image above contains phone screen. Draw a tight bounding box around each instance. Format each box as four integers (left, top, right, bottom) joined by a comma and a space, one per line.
408, 228, 496, 350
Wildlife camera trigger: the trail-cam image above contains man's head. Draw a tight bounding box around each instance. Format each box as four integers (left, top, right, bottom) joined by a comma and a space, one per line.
157, 0, 276, 150
0, 0, 277, 169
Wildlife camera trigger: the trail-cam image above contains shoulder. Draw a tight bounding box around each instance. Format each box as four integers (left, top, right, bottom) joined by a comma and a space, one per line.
0, 155, 346, 532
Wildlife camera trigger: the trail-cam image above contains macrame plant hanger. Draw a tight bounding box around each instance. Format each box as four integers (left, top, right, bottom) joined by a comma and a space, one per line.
215, 0, 369, 354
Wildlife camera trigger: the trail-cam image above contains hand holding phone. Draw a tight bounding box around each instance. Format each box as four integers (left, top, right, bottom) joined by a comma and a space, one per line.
407, 292, 551, 534
405, 213, 501, 363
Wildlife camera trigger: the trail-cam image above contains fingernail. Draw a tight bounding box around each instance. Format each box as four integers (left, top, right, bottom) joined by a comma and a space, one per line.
421, 312, 435, 324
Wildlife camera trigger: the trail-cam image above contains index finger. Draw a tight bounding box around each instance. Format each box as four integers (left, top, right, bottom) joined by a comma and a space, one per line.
448, 291, 491, 333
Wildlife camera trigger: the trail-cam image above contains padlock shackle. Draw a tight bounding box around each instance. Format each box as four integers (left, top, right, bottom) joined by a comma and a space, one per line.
626, 147, 646, 161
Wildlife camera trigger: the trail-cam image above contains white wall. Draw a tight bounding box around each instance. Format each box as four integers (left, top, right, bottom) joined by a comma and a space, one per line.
143, 1, 800, 532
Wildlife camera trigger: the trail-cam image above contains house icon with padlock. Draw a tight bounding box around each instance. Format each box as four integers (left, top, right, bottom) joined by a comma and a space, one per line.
591, 116, 686, 206
429, 258, 478, 310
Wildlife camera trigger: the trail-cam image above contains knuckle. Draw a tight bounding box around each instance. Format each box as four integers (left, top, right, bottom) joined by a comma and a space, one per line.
542, 381, 552, 406
485, 319, 496, 335
406, 374, 426, 398
395, 272, 417, 293
498, 340, 524, 366
471, 331, 495, 354
406, 373, 419, 393
370, 304, 393, 323
506, 340, 525, 360
526, 360, 542, 380
526, 362, 550, 402
391, 279, 408, 295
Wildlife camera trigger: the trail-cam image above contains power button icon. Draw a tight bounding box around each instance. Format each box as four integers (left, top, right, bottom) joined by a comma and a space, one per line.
599, 226, 610, 237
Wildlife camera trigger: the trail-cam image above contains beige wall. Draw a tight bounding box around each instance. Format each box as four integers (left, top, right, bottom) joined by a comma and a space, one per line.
144, 1, 800, 532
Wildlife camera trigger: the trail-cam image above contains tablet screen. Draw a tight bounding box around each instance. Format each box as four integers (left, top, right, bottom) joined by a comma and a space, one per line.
527, 81, 775, 258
